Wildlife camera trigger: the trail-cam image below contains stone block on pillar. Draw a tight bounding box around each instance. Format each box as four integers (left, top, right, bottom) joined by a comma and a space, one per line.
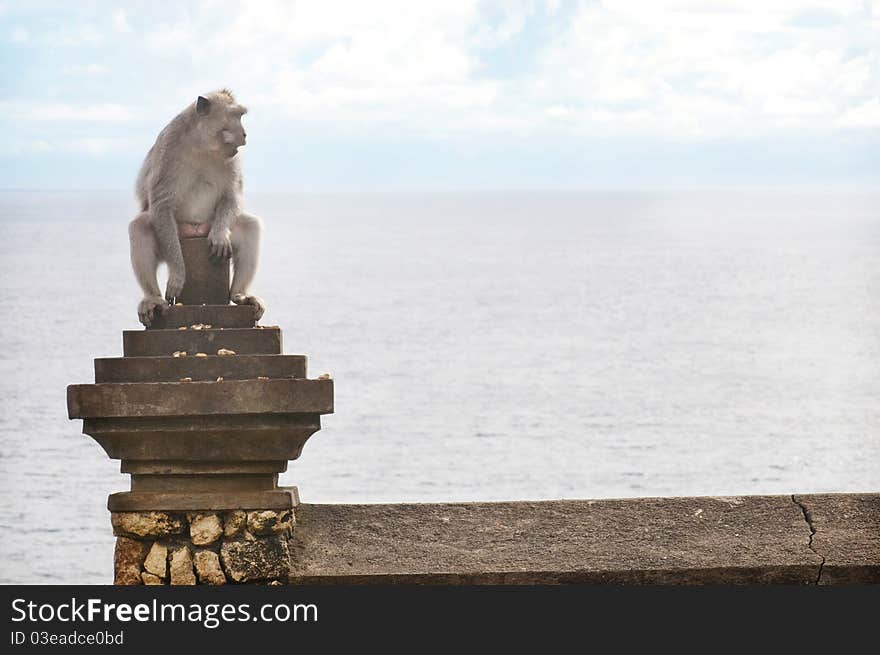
176, 237, 230, 306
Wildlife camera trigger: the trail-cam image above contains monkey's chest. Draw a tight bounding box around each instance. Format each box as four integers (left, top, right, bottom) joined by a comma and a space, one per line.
177, 180, 221, 224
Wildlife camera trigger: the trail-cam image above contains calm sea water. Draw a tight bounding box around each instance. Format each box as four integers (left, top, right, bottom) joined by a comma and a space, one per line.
0, 189, 878, 584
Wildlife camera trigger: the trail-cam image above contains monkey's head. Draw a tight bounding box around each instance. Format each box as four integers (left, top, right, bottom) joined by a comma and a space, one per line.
193, 89, 248, 159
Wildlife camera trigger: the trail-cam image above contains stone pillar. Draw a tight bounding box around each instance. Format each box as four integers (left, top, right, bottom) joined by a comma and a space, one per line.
67, 237, 333, 584
177, 237, 231, 306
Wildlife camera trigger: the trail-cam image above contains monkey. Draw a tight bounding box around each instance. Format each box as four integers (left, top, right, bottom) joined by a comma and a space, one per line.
128, 89, 265, 326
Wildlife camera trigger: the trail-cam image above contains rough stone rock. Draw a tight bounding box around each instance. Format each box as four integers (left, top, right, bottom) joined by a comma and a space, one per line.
141, 572, 164, 585
169, 545, 197, 585
112, 512, 185, 539
247, 509, 294, 535
143, 542, 168, 578
114, 537, 150, 585
221, 535, 291, 583
194, 550, 227, 585
189, 513, 223, 546
224, 510, 247, 538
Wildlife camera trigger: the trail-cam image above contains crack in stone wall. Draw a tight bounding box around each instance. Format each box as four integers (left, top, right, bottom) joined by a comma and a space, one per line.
792, 495, 825, 585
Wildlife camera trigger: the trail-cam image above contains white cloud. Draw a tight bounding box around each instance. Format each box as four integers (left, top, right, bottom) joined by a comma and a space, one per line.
135, 0, 508, 135
146, 21, 194, 50
61, 137, 134, 155
3, 0, 879, 145
525, 1, 880, 137
34, 104, 134, 122
1, 139, 52, 156
112, 9, 132, 34
62, 63, 110, 76
2, 102, 136, 122
837, 99, 880, 127
2, 135, 134, 157
46, 23, 103, 46
763, 96, 835, 117
546, 105, 574, 119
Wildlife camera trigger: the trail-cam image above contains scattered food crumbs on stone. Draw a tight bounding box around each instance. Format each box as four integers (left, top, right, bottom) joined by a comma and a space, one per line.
195, 353, 208, 358
179, 377, 192, 382
172, 351, 187, 358
217, 348, 236, 356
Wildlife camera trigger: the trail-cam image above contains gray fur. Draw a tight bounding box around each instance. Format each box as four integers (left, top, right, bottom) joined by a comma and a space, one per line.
129, 90, 265, 326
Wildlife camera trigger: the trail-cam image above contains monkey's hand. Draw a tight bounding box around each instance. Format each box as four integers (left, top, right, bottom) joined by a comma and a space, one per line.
231, 293, 266, 321
165, 267, 186, 302
138, 295, 169, 327
208, 228, 232, 260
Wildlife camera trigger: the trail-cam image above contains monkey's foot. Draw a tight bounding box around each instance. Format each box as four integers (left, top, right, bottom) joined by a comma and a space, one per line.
138, 295, 169, 327
231, 293, 265, 320
164, 269, 185, 302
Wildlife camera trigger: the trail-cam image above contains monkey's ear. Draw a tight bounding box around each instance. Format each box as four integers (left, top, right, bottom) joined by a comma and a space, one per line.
196, 96, 211, 116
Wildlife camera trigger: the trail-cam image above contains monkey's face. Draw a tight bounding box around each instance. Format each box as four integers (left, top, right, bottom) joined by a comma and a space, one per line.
218, 122, 246, 159
195, 94, 248, 159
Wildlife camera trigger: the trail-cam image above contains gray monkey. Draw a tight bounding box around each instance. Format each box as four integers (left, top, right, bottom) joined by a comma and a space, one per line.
129, 89, 265, 326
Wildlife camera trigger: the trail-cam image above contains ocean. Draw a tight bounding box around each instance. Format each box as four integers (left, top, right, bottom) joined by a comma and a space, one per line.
0, 188, 877, 584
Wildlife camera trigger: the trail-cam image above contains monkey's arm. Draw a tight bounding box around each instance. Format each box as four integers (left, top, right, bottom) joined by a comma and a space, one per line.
150, 195, 186, 301
207, 191, 239, 260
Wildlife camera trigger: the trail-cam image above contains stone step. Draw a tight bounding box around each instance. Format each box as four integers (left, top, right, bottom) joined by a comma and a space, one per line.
83, 414, 321, 461
95, 354, 306, 383
123, 327, 282, 357
107, 488, 298, 512
67, 378, 334, 418
147, 304, 257, 330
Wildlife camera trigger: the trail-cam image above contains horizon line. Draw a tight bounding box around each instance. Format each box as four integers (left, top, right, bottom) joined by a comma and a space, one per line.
0, 184, 878, 194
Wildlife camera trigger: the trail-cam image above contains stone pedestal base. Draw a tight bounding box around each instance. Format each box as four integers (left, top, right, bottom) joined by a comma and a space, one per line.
67, 238, 333, 584
113, 504, 296, 585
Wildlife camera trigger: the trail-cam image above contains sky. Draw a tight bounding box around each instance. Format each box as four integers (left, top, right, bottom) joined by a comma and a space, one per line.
1, 0, 878, 190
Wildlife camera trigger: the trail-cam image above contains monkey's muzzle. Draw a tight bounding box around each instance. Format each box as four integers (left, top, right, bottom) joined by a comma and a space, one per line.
221, 129, 246, 158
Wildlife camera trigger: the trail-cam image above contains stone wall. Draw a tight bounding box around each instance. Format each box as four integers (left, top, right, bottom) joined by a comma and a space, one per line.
287, 493, 880, 585
112, 509, 293, 585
